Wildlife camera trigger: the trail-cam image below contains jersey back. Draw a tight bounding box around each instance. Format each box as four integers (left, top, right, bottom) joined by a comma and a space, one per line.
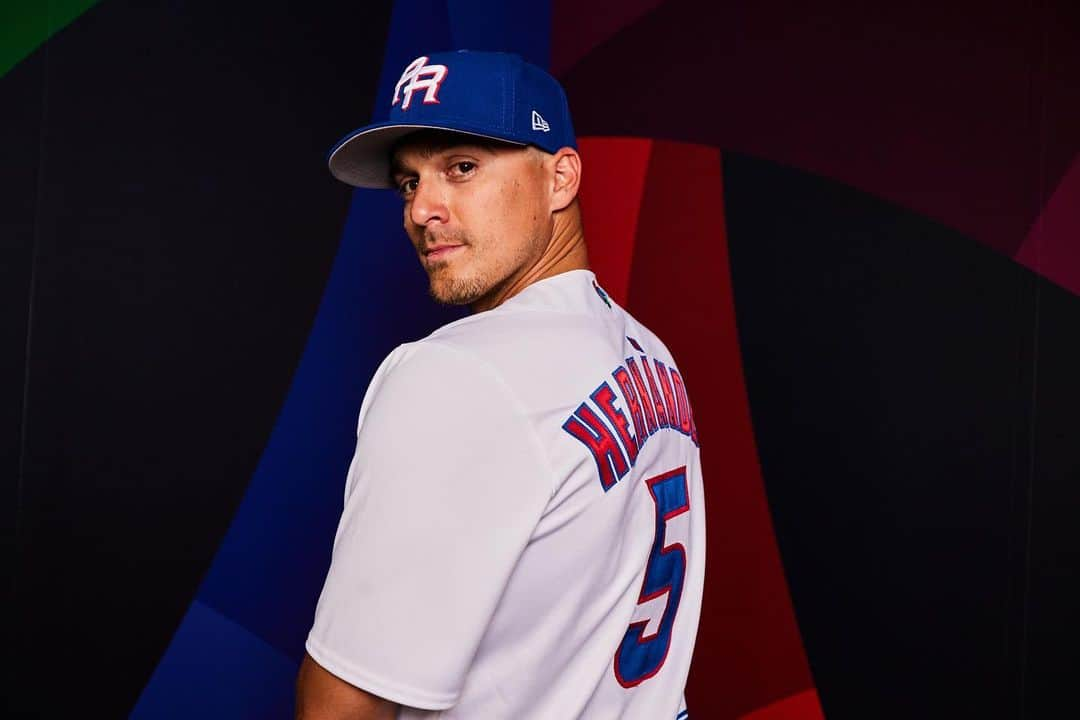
307, 270, 705, 719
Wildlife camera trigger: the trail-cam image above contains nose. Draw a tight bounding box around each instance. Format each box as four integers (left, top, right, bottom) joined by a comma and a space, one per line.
408, 177, 449, 228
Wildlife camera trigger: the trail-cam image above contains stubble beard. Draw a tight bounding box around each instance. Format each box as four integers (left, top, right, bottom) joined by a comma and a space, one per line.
427, 265, 491, 305
418, 229, 491, 306
419, 228, 544, 308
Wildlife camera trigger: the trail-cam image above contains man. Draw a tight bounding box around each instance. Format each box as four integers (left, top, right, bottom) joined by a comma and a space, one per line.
297, 50, 705, 719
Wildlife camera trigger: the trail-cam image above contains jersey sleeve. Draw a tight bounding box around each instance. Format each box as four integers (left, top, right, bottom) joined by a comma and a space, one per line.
305, 340, 553, 710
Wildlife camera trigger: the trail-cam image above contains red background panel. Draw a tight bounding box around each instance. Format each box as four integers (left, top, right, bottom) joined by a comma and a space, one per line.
577, 137, 653, 306
578, 138, 821, 718
738, 689, 825, 720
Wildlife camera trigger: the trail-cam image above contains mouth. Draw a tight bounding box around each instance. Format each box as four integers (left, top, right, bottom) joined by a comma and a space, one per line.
422, 244, 466, 262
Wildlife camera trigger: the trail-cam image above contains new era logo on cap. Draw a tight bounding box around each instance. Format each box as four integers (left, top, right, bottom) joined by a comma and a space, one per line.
328, 50, 578, 188
531, 110, 550, 132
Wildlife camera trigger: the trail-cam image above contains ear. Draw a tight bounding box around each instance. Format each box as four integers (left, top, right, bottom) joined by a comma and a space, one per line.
549, 147, 582, 212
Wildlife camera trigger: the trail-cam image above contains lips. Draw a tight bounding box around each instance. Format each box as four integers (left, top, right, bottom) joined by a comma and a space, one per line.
423, 244, 465, 261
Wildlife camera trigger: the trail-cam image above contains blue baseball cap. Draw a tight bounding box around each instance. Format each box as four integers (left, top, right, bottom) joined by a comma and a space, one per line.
328, 50, 577, 188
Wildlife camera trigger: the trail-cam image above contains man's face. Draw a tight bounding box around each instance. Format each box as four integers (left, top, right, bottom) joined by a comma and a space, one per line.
390, 132, 553, 307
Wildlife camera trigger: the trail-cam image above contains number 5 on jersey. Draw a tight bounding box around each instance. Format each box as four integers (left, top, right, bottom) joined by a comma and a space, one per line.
614, 467, 690, 687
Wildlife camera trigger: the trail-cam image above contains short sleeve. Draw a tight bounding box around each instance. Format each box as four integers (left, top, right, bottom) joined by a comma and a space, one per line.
305, 340, 552, 710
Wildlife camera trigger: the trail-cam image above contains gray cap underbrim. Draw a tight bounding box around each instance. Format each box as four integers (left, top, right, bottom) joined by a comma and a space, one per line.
327, 123, 527, 189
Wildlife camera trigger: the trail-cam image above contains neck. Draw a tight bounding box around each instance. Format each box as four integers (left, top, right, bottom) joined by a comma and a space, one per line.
471, 203, 589, 312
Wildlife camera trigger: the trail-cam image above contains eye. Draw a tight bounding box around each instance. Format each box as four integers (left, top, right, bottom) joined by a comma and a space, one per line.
397, 178, 418, 197
448, 161, 476, 177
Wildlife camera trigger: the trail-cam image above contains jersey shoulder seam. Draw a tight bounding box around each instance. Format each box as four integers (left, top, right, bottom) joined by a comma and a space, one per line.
427, 303, 614, 337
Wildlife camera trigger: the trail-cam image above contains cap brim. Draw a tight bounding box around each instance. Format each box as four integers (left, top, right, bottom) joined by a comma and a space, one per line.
327, 122, 527, 189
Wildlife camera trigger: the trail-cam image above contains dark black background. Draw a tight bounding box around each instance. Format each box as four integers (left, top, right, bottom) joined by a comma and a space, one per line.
2, 1, 393, 716
725, 153, 1079, 718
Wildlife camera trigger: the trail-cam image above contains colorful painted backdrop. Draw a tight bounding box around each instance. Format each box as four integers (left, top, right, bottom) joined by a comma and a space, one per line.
4, 1, 1078, 718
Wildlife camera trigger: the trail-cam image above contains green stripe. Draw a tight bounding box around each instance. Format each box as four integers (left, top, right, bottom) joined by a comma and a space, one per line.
1, 0, 101, 78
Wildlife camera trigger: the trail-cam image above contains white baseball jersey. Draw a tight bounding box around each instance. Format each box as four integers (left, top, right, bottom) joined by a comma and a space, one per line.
307, 269, 705, 719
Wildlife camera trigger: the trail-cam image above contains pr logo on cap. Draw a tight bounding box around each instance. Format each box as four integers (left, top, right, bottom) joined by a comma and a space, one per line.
392, 56, 448, 110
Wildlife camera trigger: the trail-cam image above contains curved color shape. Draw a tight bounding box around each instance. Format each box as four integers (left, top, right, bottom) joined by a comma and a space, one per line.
737, 689, 825, 720
558, 0, 1080, 267
577, 136, 652, 306
1014, 153, 1080, 297
549, 0, 663, 76
0, 0, 99, 78
7, 1, 397, 716
9, 1, 1076, 718
133, 0, 551, 716
618, 139, 821, 718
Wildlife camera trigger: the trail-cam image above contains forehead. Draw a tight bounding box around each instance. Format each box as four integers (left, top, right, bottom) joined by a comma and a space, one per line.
389, 130, 524, 173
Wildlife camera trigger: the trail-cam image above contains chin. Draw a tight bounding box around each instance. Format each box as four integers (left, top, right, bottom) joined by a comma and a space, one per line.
428, 274, 492, 306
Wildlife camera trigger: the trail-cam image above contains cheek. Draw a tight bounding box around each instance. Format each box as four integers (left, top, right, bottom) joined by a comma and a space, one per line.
460, 176, 547, 261
463, 191, 514, 242
497, 180, 544, 232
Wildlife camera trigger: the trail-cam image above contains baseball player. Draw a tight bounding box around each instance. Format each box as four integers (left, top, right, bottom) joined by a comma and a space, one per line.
297, 50, 705, 720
